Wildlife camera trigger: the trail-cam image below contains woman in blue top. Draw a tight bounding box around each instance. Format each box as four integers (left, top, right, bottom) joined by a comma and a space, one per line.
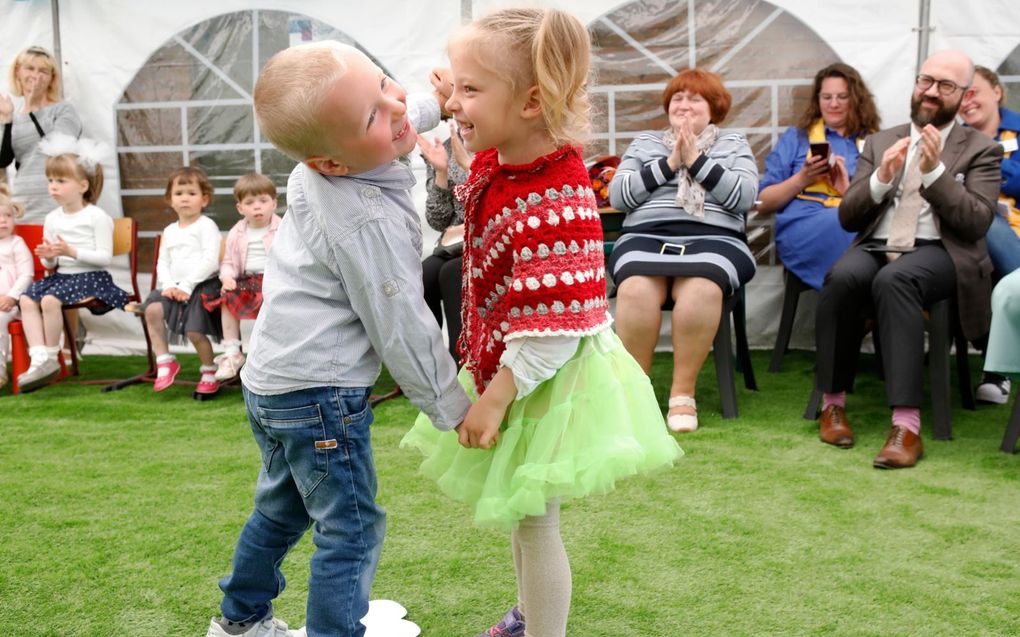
757, 63, 881, 289
959, 66, 1020, 405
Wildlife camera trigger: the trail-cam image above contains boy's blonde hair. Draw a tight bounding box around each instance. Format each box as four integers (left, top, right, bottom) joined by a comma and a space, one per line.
234, 172, 277, 203
254, 42, 352, 161
9, 46, 61, 103
455, 7, 592, 147
164, 166, 213, 201
45, 154, 104, 204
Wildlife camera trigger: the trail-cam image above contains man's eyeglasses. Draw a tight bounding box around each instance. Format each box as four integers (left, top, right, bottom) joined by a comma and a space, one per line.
915, 75, 968, 96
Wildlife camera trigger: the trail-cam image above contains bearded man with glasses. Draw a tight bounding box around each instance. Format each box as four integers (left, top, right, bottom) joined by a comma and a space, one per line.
811, 49, 1002, 469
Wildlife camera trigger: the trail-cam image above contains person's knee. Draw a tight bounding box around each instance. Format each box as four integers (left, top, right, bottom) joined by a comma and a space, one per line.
39, 295, 62, 312
871, 265, 913, 299
19, 295, 38, 311
616, 277, 666, 310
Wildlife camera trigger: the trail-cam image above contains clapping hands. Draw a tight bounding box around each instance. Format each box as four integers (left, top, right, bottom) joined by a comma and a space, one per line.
0, 94, 12, 124
667, 116, 700, 171
34, 235, 74, 260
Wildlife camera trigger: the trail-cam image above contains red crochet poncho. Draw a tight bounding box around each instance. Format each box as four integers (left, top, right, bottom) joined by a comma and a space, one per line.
455, 145, 612, 389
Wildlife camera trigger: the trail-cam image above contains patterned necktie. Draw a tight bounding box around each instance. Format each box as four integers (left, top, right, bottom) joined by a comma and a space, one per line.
885, 145, 923, 261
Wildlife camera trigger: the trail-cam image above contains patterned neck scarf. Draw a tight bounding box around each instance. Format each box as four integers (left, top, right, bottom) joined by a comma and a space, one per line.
661, 123, 719, 218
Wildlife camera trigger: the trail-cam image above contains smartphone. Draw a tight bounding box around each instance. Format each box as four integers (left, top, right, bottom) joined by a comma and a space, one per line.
809, 141, 830, 160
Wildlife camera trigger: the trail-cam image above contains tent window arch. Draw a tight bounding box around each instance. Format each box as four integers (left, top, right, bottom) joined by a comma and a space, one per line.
588, 0, 841, 264
115, 9, 388, 250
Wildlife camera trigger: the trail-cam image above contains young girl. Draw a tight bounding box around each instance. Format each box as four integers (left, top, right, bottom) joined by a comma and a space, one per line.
206, 172, 281, 381
401, 8, 682, 637
0, 195, 34, 389
142, 167, 222, 396
17, 134, 128, 392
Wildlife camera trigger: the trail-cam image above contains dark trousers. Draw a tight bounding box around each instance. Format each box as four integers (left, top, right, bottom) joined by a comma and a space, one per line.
422, 253, 463, 365
814, 241, 957, 408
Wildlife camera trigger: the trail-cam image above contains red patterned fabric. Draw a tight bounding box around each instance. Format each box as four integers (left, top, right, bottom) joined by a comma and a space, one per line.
455, 145, 611, 389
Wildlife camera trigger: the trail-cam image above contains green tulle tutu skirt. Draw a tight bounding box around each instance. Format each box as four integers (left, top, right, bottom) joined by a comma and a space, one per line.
400, 329, 683, 530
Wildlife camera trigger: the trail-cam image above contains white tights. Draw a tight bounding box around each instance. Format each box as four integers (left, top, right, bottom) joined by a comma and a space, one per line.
511, 499, 571, 637
0, 307, 19, 365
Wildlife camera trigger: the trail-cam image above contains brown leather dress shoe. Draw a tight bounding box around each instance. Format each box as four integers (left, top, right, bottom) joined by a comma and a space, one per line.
819, 405, 854, 448
873, 426, 923, 469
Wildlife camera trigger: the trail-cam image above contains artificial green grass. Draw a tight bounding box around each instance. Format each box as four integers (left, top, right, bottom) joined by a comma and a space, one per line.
1, 351, 1018, 636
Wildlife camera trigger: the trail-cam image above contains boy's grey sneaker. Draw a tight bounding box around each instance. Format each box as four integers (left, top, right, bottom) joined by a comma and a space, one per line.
976, 375, 1011, 405
16, 358, 61, 393
473, 606, 524, 637
205, 616, 304, 637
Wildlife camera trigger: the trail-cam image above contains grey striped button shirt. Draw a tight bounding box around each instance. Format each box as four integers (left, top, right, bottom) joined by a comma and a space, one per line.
242, 128, 470, 431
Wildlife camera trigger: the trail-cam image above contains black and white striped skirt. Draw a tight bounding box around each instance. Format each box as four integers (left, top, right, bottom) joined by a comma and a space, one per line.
608, 231, 756, 297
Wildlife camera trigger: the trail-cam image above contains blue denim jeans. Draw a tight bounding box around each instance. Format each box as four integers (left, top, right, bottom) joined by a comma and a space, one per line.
987, 213, 1020, 279
218, 385, 384, 637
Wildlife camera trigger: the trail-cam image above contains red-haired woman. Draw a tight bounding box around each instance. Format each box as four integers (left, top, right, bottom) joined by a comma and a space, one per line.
608, 69, 758, 433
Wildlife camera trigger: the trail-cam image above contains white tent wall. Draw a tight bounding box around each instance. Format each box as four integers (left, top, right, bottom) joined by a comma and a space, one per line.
1, 0, 1019, 356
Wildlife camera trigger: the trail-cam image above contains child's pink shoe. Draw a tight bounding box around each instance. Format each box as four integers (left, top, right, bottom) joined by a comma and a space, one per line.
195, 377, 220, 395
153, 359, 181, 392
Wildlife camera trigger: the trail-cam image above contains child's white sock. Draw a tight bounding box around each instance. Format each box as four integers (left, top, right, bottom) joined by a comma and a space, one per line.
222, 339, 242, 356
45, 345, 61, 361
28, 346, 49, 367
156, 354, 176, 378
200, 364, 217, 383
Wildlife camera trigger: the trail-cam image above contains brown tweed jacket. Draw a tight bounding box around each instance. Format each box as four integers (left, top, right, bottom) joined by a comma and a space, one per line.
839, 123, 1003, 341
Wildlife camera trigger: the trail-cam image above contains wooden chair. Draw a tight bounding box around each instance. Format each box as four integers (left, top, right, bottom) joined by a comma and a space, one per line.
58, 218, 145, 378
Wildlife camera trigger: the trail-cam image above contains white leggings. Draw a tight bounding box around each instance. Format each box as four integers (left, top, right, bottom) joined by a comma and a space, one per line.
511, 499, 571, 637
0, 307, 20, 364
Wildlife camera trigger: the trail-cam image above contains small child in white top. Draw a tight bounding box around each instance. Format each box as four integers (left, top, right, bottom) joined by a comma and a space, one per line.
17, 134, 128, 392
141, 166, 223, 396
0, 195, 34, 388
205, 172, 281, 381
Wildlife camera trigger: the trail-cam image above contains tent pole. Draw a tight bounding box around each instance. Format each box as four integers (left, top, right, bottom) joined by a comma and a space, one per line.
915, 0, 931, 73
461, 0, 471, 23
51, 0, 64, 95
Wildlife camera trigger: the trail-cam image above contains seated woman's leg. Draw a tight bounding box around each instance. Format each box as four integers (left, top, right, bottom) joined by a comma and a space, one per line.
421, 254, 446, 327
438, 256, 463, 364
668, 277, 723, 418
987, 214, 1020, 279
614, 275, 668, 373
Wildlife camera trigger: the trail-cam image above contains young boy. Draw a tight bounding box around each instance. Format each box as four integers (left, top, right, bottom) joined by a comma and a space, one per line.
204, 42, 470, 637
212, 172, 282, 381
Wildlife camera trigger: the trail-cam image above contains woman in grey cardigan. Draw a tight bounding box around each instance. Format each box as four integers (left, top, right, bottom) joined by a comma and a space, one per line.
1, 46, 83, 223
419, 123, 471, 365
608, 69, 758, 434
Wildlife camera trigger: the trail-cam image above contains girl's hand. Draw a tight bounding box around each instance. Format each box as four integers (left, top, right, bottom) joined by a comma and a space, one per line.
449, 122, 474, 172
828, 155, 850, 195
0, 295, 16, 312
52, 235, 75, 258
0, 94, 12, 124
457, 400, 503, 449
418, 136, 449, 173
221, 276, 237, 291
430, 67, 453, 119
35, 240, 60, 259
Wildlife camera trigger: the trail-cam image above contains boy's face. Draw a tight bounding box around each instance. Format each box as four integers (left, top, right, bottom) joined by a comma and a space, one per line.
237, 193, 276, 229
312, 51, 416, 175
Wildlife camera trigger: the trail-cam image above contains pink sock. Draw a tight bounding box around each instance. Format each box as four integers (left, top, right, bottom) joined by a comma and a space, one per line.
891, 407, 921, 435
822, 391, 846, 410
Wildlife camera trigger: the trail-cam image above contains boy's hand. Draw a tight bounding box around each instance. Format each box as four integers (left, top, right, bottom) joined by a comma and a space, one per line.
0, 295, 15, 311
430, 67, 453, 119
221, 276, 237, 291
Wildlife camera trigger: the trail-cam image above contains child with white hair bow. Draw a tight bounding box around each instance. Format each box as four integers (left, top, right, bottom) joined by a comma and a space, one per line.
16, 133, 129, 392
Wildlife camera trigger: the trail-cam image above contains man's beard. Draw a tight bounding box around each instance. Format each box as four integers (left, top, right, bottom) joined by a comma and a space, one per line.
910, 93, 961, 128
